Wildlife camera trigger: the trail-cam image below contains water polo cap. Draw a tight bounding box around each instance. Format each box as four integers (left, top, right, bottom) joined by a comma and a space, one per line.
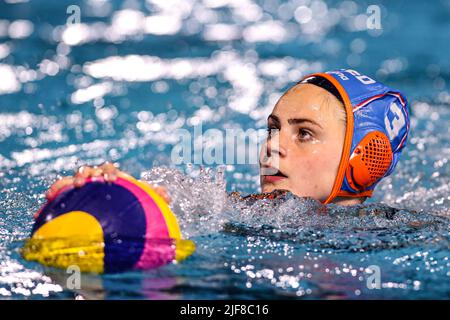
299, 69, 410, 204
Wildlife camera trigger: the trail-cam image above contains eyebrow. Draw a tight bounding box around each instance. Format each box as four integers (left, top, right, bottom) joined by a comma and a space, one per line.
267, 114, 323, 129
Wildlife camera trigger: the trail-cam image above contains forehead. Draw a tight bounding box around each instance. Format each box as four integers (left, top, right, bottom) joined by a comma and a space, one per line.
272, 83, 337, 120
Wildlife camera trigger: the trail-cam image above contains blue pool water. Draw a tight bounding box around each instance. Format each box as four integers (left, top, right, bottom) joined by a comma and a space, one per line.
0, 0, 449, 299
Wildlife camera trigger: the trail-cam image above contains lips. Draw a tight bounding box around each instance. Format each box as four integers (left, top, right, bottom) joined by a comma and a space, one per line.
262, 167, 287, 184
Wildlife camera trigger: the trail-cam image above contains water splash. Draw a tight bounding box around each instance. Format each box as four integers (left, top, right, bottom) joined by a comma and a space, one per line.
141, 166, 228, 238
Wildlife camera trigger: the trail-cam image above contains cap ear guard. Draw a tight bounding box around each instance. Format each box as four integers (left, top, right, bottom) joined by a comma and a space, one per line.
346, 131, 393, 191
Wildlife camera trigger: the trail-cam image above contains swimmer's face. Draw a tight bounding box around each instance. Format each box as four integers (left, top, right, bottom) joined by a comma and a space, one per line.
259, 83, 346, 202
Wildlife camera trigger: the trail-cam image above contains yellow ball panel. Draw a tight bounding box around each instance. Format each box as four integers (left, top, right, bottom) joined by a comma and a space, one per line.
22, 211, 105, 273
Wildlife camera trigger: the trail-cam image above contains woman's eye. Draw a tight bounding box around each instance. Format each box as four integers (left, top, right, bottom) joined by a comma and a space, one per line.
298, 129, 313, 141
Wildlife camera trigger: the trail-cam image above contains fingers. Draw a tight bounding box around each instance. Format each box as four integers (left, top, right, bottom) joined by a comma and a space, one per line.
46, 162, 122, 202
45, 163, 174, 210
73, 165, 91, 187
153, 185, 172, 204
73, 162, 117, 187
90, 166, 103, 177
100, 162, 118, 182
46, 177, 74, 200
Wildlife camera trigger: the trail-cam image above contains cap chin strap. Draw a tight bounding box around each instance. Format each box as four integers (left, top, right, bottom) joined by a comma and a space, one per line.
302, 73, 369, 205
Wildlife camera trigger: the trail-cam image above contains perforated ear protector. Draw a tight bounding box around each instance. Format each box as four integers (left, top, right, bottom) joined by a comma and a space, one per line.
346, 131, 393, 191
299, 69, 410, 204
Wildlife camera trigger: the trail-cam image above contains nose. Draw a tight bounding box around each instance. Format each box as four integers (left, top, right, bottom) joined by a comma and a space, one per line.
265, 130, 287, 159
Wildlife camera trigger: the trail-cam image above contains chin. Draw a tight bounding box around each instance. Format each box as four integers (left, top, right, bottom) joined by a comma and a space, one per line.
261, 182, 288, 194
260, 181, 273, 193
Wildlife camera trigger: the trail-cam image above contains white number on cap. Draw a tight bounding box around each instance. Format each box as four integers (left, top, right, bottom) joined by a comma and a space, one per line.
346, 69, 376, 85
385, 101, 406, 140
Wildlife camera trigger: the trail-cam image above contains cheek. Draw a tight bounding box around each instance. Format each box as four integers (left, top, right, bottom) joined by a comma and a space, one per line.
288, 145, 340, 192
289, 146, 333, 177
311, 145, 342, 176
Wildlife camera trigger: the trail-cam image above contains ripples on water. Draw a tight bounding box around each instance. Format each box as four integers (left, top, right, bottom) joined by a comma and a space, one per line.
0, 0, 449, 299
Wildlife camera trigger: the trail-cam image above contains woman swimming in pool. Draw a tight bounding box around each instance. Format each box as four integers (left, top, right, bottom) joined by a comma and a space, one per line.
46, 69, 410, 207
